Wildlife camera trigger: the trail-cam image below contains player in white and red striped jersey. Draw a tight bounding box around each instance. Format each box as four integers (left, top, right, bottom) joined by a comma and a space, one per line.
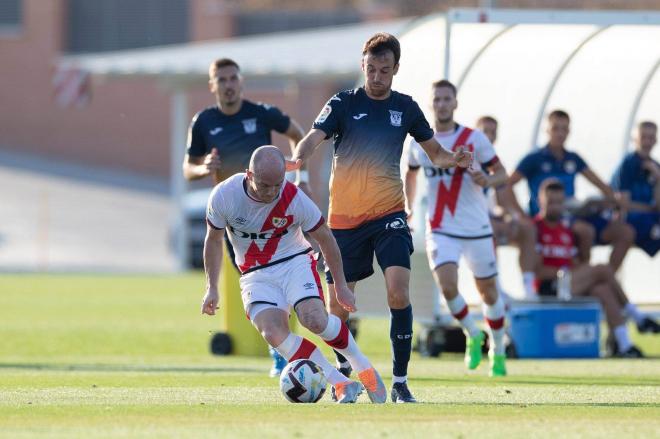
404, 80, 509, 376
201, 145, 387, 403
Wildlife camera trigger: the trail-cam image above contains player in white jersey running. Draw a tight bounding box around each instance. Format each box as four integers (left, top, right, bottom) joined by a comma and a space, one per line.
201, 145, 387, 403
404, 80, 509, 376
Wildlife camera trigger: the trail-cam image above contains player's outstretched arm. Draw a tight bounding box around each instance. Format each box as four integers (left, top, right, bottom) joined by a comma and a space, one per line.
202, 225, 224, 315
418, 137, 472, 169
308, 223, 357, 313
287, 129, 327, 171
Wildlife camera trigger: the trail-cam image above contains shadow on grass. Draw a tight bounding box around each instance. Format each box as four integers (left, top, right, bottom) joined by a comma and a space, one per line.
399, 401, 660, 408
0, 363, 263, 374
411, 375, 660, 387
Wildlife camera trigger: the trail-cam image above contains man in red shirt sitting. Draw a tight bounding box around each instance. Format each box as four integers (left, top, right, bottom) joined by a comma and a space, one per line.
534, 179, 657, 357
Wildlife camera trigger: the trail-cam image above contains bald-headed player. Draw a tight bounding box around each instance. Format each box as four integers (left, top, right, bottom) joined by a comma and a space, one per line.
201, 146, 387, 403
184, 58, 307, 376
290, 33, 471, 403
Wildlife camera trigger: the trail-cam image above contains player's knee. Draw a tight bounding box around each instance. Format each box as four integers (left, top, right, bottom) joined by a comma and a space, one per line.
619, 222, 636, 244
573, 221, 595, 241
594, 264, 614, 281
387, 289, 410, 309
297, 302, 328, 334
260, 325, 288, 347
517, 217, 535, 240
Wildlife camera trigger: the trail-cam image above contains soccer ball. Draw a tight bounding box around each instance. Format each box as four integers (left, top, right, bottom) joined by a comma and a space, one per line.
279, 359, 327, 403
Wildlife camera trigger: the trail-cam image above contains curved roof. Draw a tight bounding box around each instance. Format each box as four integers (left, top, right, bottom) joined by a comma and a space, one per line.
393, 11, 660, 302
394, 12, 660, 185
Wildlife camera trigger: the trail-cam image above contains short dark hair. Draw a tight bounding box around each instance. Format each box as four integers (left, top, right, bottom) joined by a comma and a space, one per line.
363, 33, 401, 64
477, 115, 498, 126
540, 178, 565, 196
639, 120, 658, 131
209, 58, 240, 77
431, 79, 457, 97
548, 109, 570, 123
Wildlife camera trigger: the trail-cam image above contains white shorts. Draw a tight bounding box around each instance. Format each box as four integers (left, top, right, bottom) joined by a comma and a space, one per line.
239, 253, 325, 321
425, 233, 498, 279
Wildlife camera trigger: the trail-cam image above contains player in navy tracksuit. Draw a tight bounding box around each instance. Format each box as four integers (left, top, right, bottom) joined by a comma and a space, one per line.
611, 121, 660, 261
504, 110, 635, 272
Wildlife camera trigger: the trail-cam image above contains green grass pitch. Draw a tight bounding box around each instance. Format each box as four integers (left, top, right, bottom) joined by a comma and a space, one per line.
0, 274, 658, 438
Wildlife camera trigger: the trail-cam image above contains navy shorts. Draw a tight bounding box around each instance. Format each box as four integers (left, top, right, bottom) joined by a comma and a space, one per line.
326, 211, 414, 284
627, 212, 660, 257
574, 212, 611, 245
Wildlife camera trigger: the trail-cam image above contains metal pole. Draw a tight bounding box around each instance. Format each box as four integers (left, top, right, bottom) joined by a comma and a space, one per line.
170, 89, 190, 271
443, 12, 452, 80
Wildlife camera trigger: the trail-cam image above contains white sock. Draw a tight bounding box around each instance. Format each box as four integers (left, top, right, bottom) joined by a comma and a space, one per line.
392, 375, 407, 384
523, 272, 536, 299
275, 333, 349, 386
318, 314, 371, 373
483, 297, 506, 356
446, 294, 481, 338
624, 303, 644, 325
613, 324, 633, 352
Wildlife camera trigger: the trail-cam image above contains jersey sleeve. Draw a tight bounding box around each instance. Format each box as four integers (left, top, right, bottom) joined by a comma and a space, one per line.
573, 152, 588, 173
515, 151, 537, 178
405, 138, 421, 169
261, 103, 291, 134
294, 190, 324, 233
186, 111, 208, 157
206, 186, 227, 230
312, 93, 345, 139
474, 131, 498, 168
407, 101, 434, 143
610, 156, 634, 192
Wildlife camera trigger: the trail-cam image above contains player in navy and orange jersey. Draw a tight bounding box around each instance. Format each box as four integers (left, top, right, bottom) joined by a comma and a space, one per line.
534, 180, 658, 357
611, 121, 660, 263
289, 33, 471, 403
504, 110, 635, 272
405, 81, 509, 377
184, 58, 307, 378
202, 146, 387, 403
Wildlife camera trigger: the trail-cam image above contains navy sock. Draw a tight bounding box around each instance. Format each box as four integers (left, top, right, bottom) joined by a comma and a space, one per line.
390, 305, 413, 378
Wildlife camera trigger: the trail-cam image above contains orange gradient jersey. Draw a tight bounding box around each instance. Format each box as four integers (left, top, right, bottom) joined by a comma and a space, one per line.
313, 88, 434, 229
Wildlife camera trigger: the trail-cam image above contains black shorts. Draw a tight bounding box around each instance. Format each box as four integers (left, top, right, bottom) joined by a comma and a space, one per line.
326, 211, 414, 284
537, 279, 557, 297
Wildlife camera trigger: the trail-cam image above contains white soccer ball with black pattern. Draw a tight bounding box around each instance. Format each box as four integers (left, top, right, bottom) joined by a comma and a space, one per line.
279, 359, 327, 403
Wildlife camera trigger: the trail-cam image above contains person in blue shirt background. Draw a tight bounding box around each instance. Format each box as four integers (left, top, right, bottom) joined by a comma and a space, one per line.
504, 110, 635, 273
611, 121, 660, 259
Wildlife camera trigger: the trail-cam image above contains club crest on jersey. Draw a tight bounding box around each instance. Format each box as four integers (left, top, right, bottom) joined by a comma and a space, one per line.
541, 162, 552, 173
564, 160, 577, 174
242, 118, 257, 134
389, 110, 402, 127
272, 217, 288, 228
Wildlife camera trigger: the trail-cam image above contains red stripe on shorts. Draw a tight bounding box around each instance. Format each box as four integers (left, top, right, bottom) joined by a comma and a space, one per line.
309, 254, 325, 304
